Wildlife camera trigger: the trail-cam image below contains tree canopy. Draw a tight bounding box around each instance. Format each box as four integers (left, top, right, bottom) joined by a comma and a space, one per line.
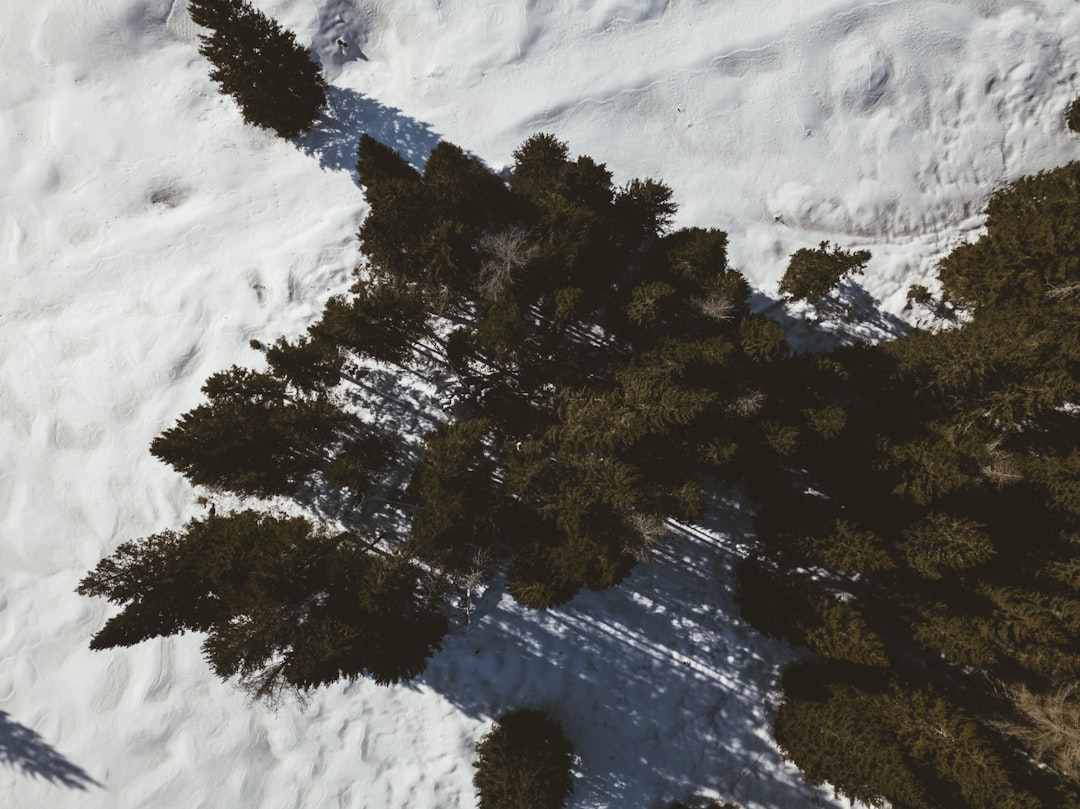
78, 120, 1080, 806
190, 0, 326, 139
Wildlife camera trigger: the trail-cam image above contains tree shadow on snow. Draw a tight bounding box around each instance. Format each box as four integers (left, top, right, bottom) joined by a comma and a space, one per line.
416, 493, 843, 809
298, 85, 442, 179
752, 278, 911, 354
0, 711, 101, 790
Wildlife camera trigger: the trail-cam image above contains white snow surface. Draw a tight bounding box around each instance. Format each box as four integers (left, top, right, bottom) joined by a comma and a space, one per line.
3, 0, 1080, 807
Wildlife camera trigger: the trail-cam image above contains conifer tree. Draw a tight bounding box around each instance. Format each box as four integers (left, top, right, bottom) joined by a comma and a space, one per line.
150, 366, 347, 497
78, 511, 447, 699
473, 709, 574, 809
409, 420, 498, 570
780, 241, 870, 304
190, 0, 326, 139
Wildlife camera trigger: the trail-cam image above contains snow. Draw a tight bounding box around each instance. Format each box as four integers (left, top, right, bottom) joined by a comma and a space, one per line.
3, 0, 1080, 807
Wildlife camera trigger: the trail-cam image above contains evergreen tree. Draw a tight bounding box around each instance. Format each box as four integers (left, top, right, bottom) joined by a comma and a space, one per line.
939, 162, 1080, 310
190, 0, 326, 139
150, 366, 347, 496
423, 141, 511, 229
473, 709, 574, 809
264, 334, 342, 393
409, 420, 498, 570
773, 665, 931, 809
899, 512, 995, 580
1069, 98, 1080, 134
79, 511, 448, 699
780, 241, 870, 304
509, 133, 572, 202
308, 283, 429, 365
613, 178, 677, 241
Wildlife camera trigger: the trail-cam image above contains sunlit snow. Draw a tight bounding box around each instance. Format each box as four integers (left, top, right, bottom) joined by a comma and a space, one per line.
4, 1, 1080, 807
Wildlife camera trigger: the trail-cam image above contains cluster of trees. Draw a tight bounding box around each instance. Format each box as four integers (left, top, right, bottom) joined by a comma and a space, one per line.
189, 0, 326, 139
742, 159, 1080, 806
78, 93, 1080, 804
80, 131, 793, 694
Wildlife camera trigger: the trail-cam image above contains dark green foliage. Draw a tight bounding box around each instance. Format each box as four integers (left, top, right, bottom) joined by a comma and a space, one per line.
1032, 450, 1080, 516
356, 181, 433, 284
939, 162, 1080, 310
474, 294, 527, 364
738, 315, 788, 364
779, 241, 870, 304
804, 520, 894, 575
906, 284, 933, 307
899, 512, 994, 580
1069, 97, 1080, 134
803, 405, 847, 440
355, 135, 431, 282
265, 334, 342, 392
509, 133, 572, 201
149, 366, 346, 496
78, 511, 447, 698
774, 663, 1041, 809
910, 602, 1000, 668
189, 0, 326, 139
473, 709, 574, 809
613, 177, 677, 240
309, 284, 428, 365
774, 665, 931, 809
742, 159, 1080, 808
626, 281, 678, 329
100, 131, 1080, 807
423, 141, 511, 229
324, 434, 395, 494
881, 305, 1080, 428
356, 133, 423, 195
737, 559, 887, 666
761, 420, 799, 457
409, 420, 498, 570
873, 425, 976, 505
659, 227, 733, 286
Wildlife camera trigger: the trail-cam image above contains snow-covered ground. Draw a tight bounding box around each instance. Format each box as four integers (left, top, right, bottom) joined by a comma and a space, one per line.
3, 1, 1080, 806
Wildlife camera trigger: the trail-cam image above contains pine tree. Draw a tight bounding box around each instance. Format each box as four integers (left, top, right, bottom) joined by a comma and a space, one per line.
190, 0, 326, 139
79, 512, 447, 699
308, 284, 429, 365
423, 141, 511, 228
899, 512, 995, 580
409, 419, 498, 570
473, 709, 574, 809
613, 178, 677, 241
780, 241, 870, 304
264, 334, 343, 392
773, 664, 932, 809
149, 366, 347, 496
509, 133, 572, 201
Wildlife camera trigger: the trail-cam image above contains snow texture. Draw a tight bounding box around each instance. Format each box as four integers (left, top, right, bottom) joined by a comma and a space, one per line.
3, 0, 1080, 807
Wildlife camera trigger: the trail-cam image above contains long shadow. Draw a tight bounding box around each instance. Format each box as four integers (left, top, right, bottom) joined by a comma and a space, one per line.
0, 711, 101, 790
415, 492, 845, 809
752, 277, 911, 353
298, 85, 442, 178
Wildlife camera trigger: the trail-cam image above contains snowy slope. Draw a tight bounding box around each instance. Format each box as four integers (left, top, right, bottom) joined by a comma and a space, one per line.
3, 1, 1080, 807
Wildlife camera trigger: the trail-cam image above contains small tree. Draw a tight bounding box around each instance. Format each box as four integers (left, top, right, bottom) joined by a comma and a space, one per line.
149, 366, 347, 497
1068, 97, 1080, 134
780, 241, 870, 304
190, 0, 326, 139
473, 709, 574, 809
77, 511, 448, 700
899, 512, 995, 579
